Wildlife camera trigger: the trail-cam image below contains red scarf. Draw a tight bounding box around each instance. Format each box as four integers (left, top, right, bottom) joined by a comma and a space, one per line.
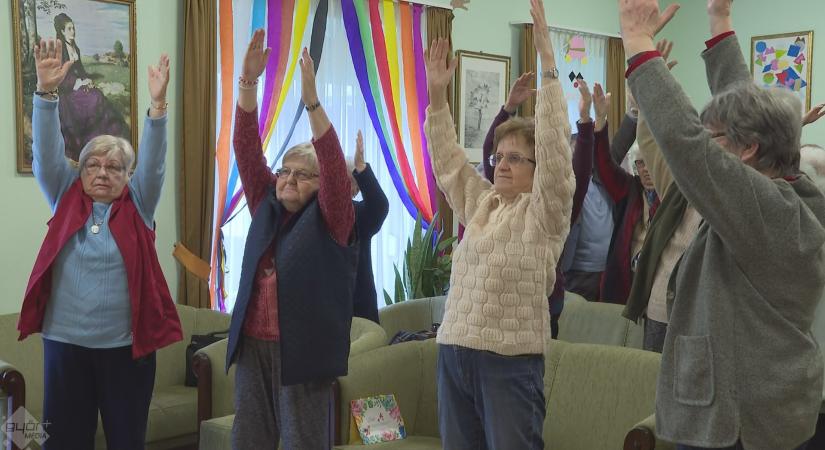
18, 179, 182, 358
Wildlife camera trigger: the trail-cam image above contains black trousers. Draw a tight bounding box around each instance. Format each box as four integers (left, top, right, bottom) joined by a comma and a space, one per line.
42, 338, 155, 450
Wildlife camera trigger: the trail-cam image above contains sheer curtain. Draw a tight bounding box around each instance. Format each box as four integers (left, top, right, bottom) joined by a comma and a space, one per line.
218, 0, 417, 313
538, 29, 607, 129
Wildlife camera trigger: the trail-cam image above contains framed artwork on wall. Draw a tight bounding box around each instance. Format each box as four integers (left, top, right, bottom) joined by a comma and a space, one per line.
12, 0, 137, 173
750, 31, 814, 111
454, 50, 511, 164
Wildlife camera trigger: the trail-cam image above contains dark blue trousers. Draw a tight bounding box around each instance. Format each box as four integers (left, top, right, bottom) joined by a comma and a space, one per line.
42, 338, 155, 450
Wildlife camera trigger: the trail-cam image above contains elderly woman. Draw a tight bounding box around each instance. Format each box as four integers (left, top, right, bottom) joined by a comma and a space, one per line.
619, 0, 825, 449
225, 30, 355, 449
423, 0, 574, 447
18, 39, 180, 450
349, 130, 389, 323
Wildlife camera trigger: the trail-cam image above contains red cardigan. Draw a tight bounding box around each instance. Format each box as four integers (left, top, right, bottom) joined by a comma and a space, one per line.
18, 180, 182, 358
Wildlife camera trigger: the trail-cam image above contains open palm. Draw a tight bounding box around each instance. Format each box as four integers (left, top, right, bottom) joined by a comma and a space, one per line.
242, 29, 271, 80
148, 54, 170, 102
34, 39, 73, 92
425, 37, 457, 103
506, 72, 536, 111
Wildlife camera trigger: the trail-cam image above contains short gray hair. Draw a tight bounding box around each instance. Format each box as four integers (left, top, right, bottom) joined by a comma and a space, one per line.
78, 135, 135, 173
700, 82, 802, 176
282, 142, 318, 172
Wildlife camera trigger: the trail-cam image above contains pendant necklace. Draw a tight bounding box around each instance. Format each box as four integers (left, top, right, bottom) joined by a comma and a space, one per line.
91, 208, 103, 234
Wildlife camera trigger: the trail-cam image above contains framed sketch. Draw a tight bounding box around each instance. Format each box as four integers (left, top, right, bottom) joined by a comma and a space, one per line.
12, 0, 137, 174
751, 31, 814, 111
454, 50, 510, 164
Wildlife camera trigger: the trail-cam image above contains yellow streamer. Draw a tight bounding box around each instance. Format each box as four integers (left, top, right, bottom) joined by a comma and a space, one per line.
382, 0, 403, 128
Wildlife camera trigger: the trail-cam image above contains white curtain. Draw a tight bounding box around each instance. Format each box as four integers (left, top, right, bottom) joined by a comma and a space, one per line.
218, 0, 418, 313
539, 29, 607, 130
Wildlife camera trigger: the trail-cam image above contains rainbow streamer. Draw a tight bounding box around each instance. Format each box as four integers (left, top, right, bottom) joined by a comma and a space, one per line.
342, 0, 438, 223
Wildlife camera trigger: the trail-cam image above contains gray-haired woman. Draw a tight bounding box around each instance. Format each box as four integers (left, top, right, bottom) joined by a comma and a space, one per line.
619, 0, 823, 449
18, 39, 181, 450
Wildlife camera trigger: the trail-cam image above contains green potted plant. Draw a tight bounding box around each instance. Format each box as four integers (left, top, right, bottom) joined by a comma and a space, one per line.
384, 212, 457, 305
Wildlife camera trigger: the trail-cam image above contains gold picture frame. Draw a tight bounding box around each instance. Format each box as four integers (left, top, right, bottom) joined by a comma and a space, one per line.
12, 0, 138, 174
750, 30, 814, 111
454, 50, 511, 164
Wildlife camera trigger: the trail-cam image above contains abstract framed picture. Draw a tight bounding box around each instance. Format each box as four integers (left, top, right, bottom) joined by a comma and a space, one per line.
751, 31, 814, 111
12, 0, 137, 173
454, 50, 510, 164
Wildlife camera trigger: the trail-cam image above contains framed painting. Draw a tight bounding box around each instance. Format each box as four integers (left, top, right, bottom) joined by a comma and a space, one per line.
454, 50, 510, 164
12, 0, 137, 174
751, 31, 814, 111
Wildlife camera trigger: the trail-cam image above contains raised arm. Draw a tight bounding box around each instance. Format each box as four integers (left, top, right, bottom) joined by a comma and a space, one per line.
571, 79, 596, 223
353, 130, 389, 237
31, 39, 77, 210
593, 123, 633, 203
621, 0, 799, 261
528, 0, 575, 240
300, 47, 354, 245
703, 0, 747, 95
235, 29, 278, 214
482, 73, 537, 182
129, 54, 170, 224
424, 37, 492, 226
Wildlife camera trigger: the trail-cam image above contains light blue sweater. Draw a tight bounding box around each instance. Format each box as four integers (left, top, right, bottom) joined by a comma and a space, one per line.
32, 96, 167, 349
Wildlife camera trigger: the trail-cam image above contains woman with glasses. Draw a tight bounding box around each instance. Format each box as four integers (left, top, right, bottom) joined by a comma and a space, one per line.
422, 0, 574, 447
18, 39, 180, 450
226, 29, 356, 449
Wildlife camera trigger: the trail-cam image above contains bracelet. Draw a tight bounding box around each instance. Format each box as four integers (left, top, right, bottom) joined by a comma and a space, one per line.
151, 101, 168, 111
238, 76, 259, 90
305, 100, 321, 112
35, 88, 58, 99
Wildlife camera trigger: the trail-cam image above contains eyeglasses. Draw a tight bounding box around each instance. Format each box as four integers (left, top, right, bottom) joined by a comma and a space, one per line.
83, 161, 126, 176
488, 153, 536, 167
275, 167, 319, 181
634, 160, 646, 168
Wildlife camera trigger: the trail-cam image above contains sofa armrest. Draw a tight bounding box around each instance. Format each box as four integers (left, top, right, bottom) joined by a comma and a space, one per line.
193, 339, 234, 429
624, 413, 675, 450
0, 360, 26, 450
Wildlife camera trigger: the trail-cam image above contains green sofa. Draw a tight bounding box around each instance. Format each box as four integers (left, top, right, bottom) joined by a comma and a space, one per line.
196, 317, 387, 450
334, 338, 674, 450
379, 293, 644, 349
0, 304, 230, 450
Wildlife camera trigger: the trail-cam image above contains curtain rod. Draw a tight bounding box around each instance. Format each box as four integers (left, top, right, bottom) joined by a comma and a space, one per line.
405, 0, 453, 9
510, 21, 620, 38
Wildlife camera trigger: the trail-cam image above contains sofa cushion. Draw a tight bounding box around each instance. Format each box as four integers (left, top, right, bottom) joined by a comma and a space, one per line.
350, 317, 387, 357
378, 297, 446, 344
145, 384, 198, 443
334, 435, 441, 449
200, 414, 234, 450
543, 343, 660, 450
557, 294, 643, 348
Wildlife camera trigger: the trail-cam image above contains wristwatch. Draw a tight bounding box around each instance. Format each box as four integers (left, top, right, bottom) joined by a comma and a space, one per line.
541, 67, 559, 79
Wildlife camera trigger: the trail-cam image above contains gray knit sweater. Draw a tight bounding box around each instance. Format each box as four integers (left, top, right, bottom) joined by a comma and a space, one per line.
628, 35, 825, 450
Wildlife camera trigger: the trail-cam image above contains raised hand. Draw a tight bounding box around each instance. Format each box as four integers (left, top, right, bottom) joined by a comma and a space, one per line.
299, 47, 319, 106
148, 53, 170, 103
424, 38, 457, 109
656, 39, 679, 70
593, 83, 611, 130
707, 0, 733, 36
504, 72, 537, 113
577, 79, 593, 123
707, 0, 732, 18
803, 103, 825, 126
618, 0, 679, 55
34, 39, 74, 93
529, 0, 554, 63
241, 29, 271, 81
355, 130, 366, 173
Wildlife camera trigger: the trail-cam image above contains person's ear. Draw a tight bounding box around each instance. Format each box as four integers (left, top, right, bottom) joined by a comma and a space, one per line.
740, 143, 759, 164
